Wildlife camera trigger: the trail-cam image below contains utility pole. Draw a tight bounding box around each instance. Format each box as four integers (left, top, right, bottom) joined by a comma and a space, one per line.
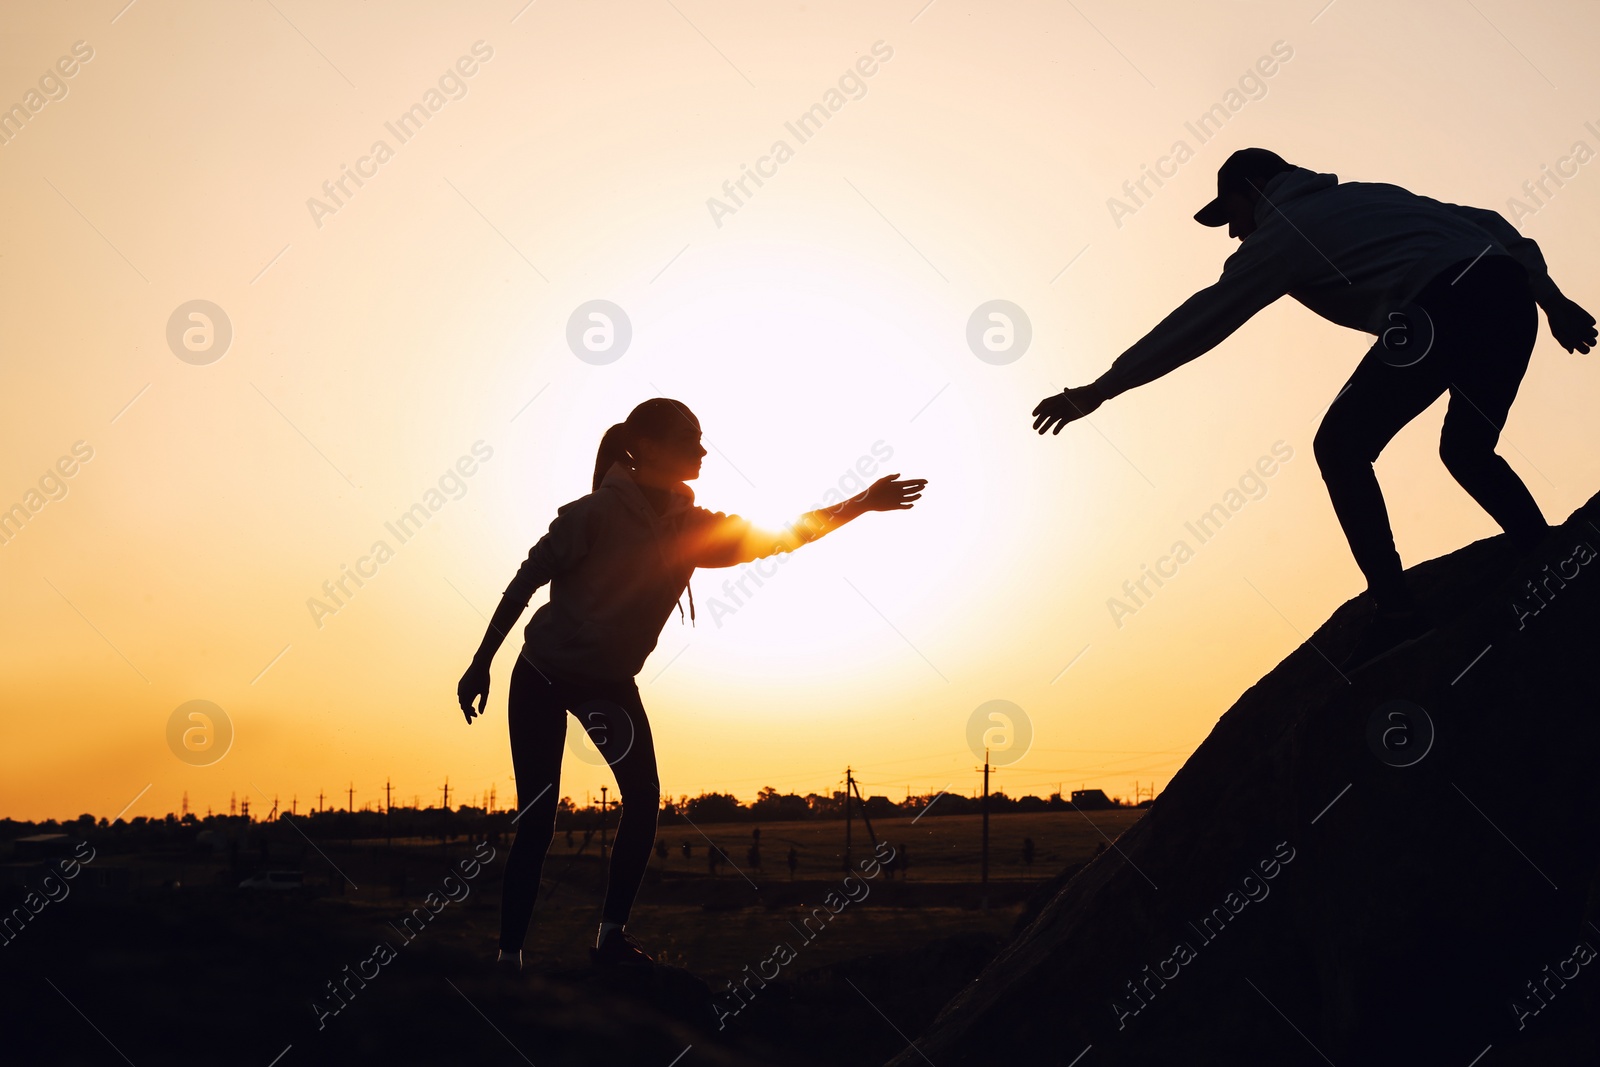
181, 791, 189, 817
974, 749, 999, 911
981, 751, 989, 908
385, 777, 393, 847
843, 767, 853, 872
845, 769, 881, 857
317, 789, 325, 814
441, 777, 450, 811
291, 794, 298, 816
599, 786, 609, 858
346, 782, 355, 813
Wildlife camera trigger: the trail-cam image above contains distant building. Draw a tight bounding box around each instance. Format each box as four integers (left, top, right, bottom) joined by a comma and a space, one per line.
13, 834, 79, 861
1070, 789, 1115, 810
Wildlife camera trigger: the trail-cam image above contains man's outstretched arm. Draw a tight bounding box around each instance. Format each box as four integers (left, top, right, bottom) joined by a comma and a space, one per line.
1034, 238, 1291, 434
1447, 203, 1596, 353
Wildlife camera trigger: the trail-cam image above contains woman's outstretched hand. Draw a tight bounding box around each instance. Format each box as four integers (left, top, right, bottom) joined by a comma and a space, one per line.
861, 474, 928, 512
1033, 385, 1104, 434
457, 662, 491, 724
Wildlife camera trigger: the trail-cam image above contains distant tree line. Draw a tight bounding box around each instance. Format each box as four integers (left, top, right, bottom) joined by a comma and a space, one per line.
0, 786, 1142, 850
666, 787, 1133, 825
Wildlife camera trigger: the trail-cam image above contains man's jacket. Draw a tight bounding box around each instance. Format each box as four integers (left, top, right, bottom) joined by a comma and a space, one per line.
1091, 167, 1560, 398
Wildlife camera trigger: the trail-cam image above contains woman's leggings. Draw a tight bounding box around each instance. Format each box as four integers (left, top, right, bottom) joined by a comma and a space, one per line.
498, 650, 661, 952
1313, 253, 1548, 611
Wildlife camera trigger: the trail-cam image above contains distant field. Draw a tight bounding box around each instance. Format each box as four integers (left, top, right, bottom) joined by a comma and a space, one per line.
640, 807, 1148, 882
0, 808, 1153, 1063
496, 809, 1149, 976
32, 809, 1149, 982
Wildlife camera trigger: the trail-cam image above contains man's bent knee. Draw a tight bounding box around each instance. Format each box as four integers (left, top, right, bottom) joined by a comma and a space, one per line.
1313, 423, 1372, 478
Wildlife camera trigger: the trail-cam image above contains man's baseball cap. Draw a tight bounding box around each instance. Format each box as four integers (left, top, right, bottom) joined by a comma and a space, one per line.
1194, 148, 1296, 226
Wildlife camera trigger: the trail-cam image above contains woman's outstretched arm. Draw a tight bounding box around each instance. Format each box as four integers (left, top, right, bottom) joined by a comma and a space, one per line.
687, 473, 927, 567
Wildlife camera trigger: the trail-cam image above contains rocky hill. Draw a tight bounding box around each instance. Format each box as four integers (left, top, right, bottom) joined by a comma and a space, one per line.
888, 494, 1600, 1066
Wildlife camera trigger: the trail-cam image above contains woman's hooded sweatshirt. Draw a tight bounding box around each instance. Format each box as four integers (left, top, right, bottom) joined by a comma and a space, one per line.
502, 460, 832, 681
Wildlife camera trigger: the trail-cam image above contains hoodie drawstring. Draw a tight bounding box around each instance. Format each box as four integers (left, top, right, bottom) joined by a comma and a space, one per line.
674, 579, 697, 627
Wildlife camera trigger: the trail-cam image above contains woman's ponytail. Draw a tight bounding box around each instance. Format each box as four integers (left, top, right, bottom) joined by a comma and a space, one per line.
592, 422, 633, 490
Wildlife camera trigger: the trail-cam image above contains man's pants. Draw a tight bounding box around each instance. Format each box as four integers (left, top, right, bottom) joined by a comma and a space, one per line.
1313, 253, 1548, 611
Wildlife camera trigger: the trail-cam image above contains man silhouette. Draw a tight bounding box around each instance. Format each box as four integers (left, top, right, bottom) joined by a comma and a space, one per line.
1035, 147, 1597, 669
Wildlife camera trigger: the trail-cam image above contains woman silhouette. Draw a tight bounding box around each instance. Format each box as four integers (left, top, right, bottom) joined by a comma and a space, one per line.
457, 398, 926, 970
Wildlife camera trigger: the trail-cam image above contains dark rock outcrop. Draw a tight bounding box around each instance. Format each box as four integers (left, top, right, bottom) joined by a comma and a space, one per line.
890, 494, 1600, 1066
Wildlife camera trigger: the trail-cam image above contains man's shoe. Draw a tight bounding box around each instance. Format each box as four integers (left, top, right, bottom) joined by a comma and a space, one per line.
1341, 608, 1436, 673
590, 928, 655, 968
495, 948, 523, 973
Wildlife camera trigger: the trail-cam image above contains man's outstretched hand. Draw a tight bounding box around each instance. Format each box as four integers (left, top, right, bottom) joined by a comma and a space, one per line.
1546, 295, 1598, 354
1033, 385, 1104, 435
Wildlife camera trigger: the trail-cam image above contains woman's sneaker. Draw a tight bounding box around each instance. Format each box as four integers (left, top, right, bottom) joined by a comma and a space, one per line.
590, 928, 655, 968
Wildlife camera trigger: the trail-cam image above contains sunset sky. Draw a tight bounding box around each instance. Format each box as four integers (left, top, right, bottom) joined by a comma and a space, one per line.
3, 0, 1598, 822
